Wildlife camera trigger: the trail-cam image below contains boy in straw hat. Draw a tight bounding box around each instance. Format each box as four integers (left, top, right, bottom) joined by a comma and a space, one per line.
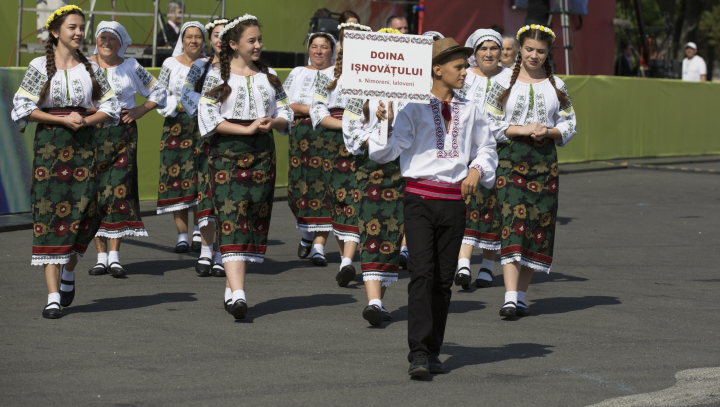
368, 38, 498, 378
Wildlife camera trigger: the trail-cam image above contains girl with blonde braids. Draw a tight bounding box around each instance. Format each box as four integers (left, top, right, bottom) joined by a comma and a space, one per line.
11, 5, 120, 318
309, 22, 372, 286
484, 25, 577, 318
198, 15, 292, 320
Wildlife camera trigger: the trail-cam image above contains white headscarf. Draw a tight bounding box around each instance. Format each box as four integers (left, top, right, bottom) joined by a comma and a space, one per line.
93, 21, 132, 58
307, 32, 337, 66
465, 28, 502, 67
422, 31, 445, 40
172, 21, 207, 57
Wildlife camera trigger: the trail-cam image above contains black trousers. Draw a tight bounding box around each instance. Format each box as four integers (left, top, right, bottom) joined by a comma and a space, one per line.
404, 193, 465, 362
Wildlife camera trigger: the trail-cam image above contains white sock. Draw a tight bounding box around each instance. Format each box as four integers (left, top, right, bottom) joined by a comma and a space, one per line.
97, 252, 108, 266
231, 289, 246, 303
457, 258, 471, 275
477, 258, 493, 281
369, 298, 383, 309
301, 231, 314, 245
517, 291, 527, 307
400, 246, 408, 255
311, 244, 325, 257
340, 256, 353, 269
200, 245, 213, 259
193, 225, 200, 235
213, 251, 223, 264
60, 265, 74, 291
47, 292, 60, 309
504, 291, 518, 307
108, 250, 120, 265
177, 233, 189, 244
224, 287, 232, 303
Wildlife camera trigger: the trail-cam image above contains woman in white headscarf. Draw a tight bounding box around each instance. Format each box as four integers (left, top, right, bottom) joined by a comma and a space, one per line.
454, 28, 512, 291
155, 21, 206, 254
284, 32, 336, 260
87, 21, 167, 277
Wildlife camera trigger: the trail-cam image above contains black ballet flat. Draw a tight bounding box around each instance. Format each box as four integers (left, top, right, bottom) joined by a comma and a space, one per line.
311, 253, 328, 267
42, 302, 62, 319
336, 265, 356, 287
298, 238, 313, 259
59, 279, 75, 307
211, 262, 226, 277
399, 252, 408, 270
195, 258, 212, 277
499, 301, 517, 317
475, 268, 494, 288
229, 299, 248, 320
516, 301, 531, 317
362, 305, 383, 326
108, 262, 126, 278
88, 263, 108, 276
174, 241, 189, 253
454, 267, 472, 290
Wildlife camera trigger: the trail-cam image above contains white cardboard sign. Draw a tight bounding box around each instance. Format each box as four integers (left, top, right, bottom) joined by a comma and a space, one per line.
340, 31, 433, 104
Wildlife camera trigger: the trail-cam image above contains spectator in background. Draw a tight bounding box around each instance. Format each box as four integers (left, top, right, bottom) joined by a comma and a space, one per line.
490, 24, 504, 36
682, 42, 707, 82
615, 42, 635, 77
36, 0, 68, 42
500, 35, 519, 68
387, 15, 409, 34
156, 1, 183, 47
339, 10, 360, 25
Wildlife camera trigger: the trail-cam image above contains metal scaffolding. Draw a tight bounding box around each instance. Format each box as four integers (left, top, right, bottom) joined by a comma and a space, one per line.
15, 0, 226, 67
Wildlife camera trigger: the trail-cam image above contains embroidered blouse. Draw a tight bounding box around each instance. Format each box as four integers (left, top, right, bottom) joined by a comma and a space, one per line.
197, 67, 293, 137
342, 99, 407, 155
368, 95, 498, 188
180, 57, 211, 117
456, 68, 511, 114
309, 68, 349, 129
484, 76, 576, 147
101, 58, 166, 110
156, 57, 193, 118
283, 66, 327, 109
11, 56, 120, 126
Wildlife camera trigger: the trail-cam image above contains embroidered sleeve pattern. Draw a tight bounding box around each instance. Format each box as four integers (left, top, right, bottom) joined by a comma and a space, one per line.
93, 69, 120, 126
93, 68, 116, 103
198, 75, 223, 137
554, 85, 576, 147
484, 81, 506, 116
135, 63, 157, 90
282, 70, 295, 94
180, 64, 204, 116
272, 85, 293, 135
314, 74, 331, 103
11, 65, 47, 123
157, 65, 171, 88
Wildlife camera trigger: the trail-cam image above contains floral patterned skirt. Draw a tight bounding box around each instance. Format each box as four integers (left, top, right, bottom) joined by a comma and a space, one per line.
156, 113, 201, 214
320, 127, 359, 243
495, 137, 559, 273
95, 121, 147, 238
31, 124, 101, 266
288, 117, 333, 231
208, 127, 276, 263
195, 136, 214, 228
462, 184, 500, 250
352, 156, 404, 286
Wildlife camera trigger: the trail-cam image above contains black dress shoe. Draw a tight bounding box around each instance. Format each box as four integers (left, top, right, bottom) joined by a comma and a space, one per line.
399, 252, 408, 270
311, 253, 327, 267
175, 241, 189, 253
362, 305, 383, 326
499, 301, 517, 317
59, 279, 75, 307
475, 268, 494, 288
211, 262, 226, 277
42, 303, 62, 319
516, 301, 531, 317
108, 262, 126, 278
297, 238, 313, 259
195, 258, 212, 277
454, 267, 472, 290
428, 354, 446, 374
381, 307, 393, 321
88, 263, 108, 276
191, 233, 202, 252
408, 354, 430, 378
229, 299, 248, 320
336, 265, 356, 287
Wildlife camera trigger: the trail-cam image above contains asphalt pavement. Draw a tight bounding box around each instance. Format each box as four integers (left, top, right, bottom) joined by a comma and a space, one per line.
1, 165, 719, 406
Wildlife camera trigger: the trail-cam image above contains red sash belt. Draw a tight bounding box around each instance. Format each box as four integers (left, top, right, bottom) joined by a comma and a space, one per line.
405, 178, 462, 200
42, 107, 89, 118
329, 108, 344, 119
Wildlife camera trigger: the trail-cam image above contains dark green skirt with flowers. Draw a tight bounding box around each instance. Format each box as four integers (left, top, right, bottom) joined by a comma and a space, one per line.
320, 127, 359, 243
462, 184, 501, 250
157, 113, 201, 214
195, 135, 215, 228
209, 129, 276, 263
31, 124, 101, 265
495, 137, 559, 273
95, 121, 147, 238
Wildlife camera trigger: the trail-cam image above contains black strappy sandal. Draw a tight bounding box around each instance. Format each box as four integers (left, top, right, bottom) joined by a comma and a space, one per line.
454, 266, 472, 290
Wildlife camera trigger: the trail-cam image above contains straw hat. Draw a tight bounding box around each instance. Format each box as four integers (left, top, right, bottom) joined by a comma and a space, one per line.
432, 38, 473, 64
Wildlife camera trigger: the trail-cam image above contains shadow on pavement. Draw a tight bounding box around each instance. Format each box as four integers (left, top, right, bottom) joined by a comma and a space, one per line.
532, 272, 589, 285
63, 292, 198, 314
530, 296, 621, 315
385, 300, 487, 326
442, 343, 554, 372
239, 293, 358, 323
122, 259, 196, 276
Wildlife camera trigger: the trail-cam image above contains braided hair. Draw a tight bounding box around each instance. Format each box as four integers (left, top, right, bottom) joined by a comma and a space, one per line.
497, 28, 570, 108
194, 24, 225, 94
326, 29, 346, 90
38, 8, 101, 105
208, 17, 281, 105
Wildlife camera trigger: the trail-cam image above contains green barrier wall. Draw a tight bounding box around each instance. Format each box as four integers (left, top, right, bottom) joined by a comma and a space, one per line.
2, 69, 720, 214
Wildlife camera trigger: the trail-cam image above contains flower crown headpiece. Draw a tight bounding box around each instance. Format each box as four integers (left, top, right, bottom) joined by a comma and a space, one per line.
205, 19, 229, 32
517, 24, 556, 42
45, 5, 82, 29
377, 28, 401, 34
218, 14, 257, 40
337, 22, 372, 32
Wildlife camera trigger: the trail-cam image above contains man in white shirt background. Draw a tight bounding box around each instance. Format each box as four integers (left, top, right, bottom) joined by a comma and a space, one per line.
682, 42, 707, 82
